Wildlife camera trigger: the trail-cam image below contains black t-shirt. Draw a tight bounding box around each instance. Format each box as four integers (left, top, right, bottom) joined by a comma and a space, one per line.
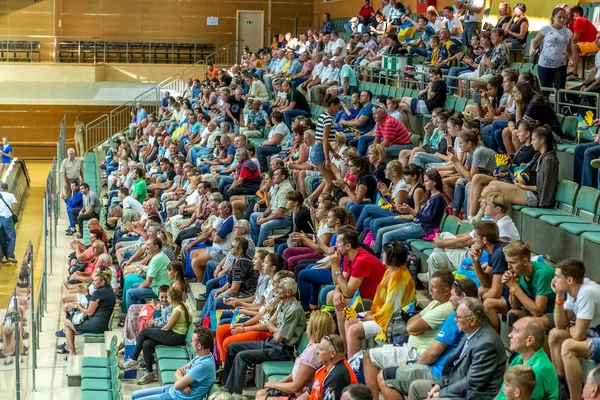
293, 207, 312, 234
89, 284, 116, 327
370, 163, 390, 186
226, 95, 245, 122
165, 167, 176, 183
358, 173, 378, 203
221, 74, 232, 86
321, 360, 355, 400
288, 90, 310, 113
425, 80, 447, 112
512, 144, 536, 167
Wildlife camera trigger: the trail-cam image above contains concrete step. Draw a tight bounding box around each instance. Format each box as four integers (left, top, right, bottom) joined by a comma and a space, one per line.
84, 342, 106, 358
66, 354, 82, 387
189, 282, 206, 312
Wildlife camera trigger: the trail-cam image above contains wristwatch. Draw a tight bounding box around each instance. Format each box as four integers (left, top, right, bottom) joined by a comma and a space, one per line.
334, 270, 342, 277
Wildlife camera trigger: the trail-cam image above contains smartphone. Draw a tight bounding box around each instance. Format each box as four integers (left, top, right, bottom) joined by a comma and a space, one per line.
474, 90, 481, 104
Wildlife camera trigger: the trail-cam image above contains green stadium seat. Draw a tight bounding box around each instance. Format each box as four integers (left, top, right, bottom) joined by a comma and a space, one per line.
540, 186, 599, 226
454, 97, 468, 112
443, 97, 457, 111
521, 180, 578, 218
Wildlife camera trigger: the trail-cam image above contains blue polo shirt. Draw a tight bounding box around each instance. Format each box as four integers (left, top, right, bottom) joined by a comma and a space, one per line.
429, 311, 463, 379
169, 354, 216, 400
357, 103, 375, 134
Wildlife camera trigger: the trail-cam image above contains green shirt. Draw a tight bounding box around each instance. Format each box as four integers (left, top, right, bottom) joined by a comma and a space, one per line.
131, 178, 148, 203
276, 298, 306, 347
518, 261, 556, 313
495, 349, 559, 400
147, 252, 172, 295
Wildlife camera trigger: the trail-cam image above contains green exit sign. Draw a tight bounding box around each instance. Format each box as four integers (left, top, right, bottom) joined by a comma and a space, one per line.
246, 20, 254, 25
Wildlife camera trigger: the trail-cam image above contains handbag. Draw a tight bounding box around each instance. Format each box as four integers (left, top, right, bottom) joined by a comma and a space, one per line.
68, 261, 87, 275
0, 194, 18, 224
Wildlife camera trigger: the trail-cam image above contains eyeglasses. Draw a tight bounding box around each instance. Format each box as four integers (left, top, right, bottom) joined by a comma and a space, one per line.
455, 314, 473, 320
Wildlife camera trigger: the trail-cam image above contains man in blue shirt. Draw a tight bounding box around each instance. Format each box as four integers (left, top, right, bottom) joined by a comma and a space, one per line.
321, 12, 334, 33
131, 327, 216, 400
129, 102, 148, 139
344, 91, 377, 155
61, 182, 83, 234
376, 279, 478, 400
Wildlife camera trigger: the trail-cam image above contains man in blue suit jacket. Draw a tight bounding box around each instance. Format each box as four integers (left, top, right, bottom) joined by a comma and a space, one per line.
408, 297, 507, 400
61, 181, 83, 235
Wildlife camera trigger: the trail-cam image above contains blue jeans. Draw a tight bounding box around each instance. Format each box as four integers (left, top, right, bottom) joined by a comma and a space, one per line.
167, 122, 179, 135
298, 267, 333, 310
575, 142, 600, 187
291, 77, 308, 89
0, 216, 16, 258
357, 204, 395, 232
413, 152, 445, 169
372, 218, 413, 255
357, 136, 376, 156
275, 242, 288, 257
283, 109, 310, 131
453, 178, 468, 212
126, 285, 158, 312
200, 288, 233, 320
205, 275, 227, 297
346, 200, 371, 222
491, 120, 510, 153
386, 143, 414, 159
202, 260, 219, 285
408, 46, 431, 58
132, 386, 172, 400
377, 222, 426, 256
319, 285, 335, 306
257, 145, 281, 172
189, 146, 213, 167
481, 124, 494, 149
250, 212, 292, 247
217, 175, 235, 193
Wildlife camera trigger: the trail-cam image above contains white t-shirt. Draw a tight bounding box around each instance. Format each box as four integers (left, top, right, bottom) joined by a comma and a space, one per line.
392, 178, 410, 198
469, 215, 519, 242
0, 192, 16, 218
461, 0, 485, 23
331, 38, 347, 57
538, 25, 573, 69
565, 279, 600, 328
268, 122, 290, 146
445, 17, 464, 43
123, 196, 143, 215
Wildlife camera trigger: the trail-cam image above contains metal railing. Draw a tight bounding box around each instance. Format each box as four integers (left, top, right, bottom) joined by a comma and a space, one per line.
134, 87, 161, 120
265, 16, 299, 48
109, 101, 134, 139
205, 40, 243, 69
85, 114, 110, 152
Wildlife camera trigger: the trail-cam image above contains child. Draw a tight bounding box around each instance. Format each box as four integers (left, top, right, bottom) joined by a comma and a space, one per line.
503, 365, 536, 400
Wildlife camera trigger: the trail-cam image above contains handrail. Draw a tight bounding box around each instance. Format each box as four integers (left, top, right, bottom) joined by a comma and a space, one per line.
85, 114, 110, 151
109, 101, 134, 138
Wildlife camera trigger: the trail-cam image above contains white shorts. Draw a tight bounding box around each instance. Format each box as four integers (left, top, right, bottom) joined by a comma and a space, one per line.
369, 343, 420, 369
362, 320, 383, 339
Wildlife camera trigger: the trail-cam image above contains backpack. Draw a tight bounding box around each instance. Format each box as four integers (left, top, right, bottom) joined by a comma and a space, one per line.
406, 251, 421, 288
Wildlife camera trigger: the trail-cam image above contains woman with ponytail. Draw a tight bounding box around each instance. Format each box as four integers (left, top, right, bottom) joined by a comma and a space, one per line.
489, 125, 559, 208
121, 287, 191, 385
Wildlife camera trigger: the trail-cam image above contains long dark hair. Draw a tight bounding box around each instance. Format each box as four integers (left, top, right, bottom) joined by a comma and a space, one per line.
424, 170, 443, 201
350, 156, 370, 178
169, 287, 191, 326
167, 261, 187, 296
532, 124, 556, 152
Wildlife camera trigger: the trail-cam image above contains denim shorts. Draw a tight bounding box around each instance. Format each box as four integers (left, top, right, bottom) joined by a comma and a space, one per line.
587, 328, 600, 361
507, 38, 524, 49
410, 98, 429, 115
310, 141, 326, 165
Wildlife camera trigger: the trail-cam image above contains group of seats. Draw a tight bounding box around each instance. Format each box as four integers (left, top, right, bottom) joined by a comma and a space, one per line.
58, 41, 214, 64
0, 40, 41, 62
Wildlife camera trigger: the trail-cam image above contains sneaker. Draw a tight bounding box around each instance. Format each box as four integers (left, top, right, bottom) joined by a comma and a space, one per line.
136, 372, 154, 385
7, 258, 17, 264
65, 229, 75, 236
417, 273, 429, 285
591, 158, 600, 169
55, 329, 65, 338
566, 72, 580, 81
56, 342, 67, 350
121, 359, 139, 370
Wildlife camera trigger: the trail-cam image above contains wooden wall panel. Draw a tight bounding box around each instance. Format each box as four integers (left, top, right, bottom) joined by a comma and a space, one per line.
0, 105, 115, 159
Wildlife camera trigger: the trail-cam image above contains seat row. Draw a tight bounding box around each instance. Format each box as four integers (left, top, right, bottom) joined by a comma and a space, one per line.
58, 41, 214, 64
0, 41, 41, 62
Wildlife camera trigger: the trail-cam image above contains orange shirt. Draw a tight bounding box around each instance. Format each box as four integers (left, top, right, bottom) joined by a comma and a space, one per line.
309, 359, 358, 400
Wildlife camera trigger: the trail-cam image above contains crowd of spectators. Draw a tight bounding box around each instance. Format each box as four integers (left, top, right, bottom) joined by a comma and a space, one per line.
52, 1, 600, 399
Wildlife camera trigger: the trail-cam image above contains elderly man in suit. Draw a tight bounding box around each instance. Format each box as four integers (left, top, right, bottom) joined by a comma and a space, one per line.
408, 297, 506, 400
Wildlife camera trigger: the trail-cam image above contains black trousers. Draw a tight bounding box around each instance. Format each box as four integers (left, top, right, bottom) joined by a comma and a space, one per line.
132, 327, 186, 373
175, 224, 202, 247
77, 211, 99, 234
223, 339, 294, 394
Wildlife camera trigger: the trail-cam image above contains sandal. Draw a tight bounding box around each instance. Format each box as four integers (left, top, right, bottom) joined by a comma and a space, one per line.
57, 348, 69, 355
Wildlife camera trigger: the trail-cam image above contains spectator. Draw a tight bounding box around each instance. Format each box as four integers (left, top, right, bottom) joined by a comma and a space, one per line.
73, 114, 85, 157
358, 0, 376, 26
455, 0, 485, 45
130, 166, 148, 204
321, 13, 334, 34
307, 334, 358, 399
308, 57, 341, 105
125, 237, 172, 311
344, 240, 416, 358
0, 183, 17, 263
60, 148, 84, 199
122, 287, 191, 385
494, 2, 513, 30
222, 277, 306, 396
280, 80, 311, 130
373, 105, 413, 158
584, 367, 600, 400
407, 297, 506, 400
530, 7, 574, 91
376, 279, 478, 400
496, 317, 558, 400
399, 67, 447, 133
443, 6, 464, 46
250, 168, 293, 247
341, 384, 373, 400
362, 269, 454, 395
549, 259, 600, 400
62, 181, 83, 236
73, 183, 101, 239
256, 111, 290, 172
501, 365, 537, 400
129, 102, 148, 139
504, 3, 529, 50
59, 268, 116, 357
567, 6, 599, 80
574, 119, 600, 188
130, 327, 216, 400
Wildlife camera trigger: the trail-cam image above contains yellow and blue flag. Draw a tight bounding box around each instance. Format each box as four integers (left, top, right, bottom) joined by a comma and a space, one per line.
578, 110, 595, 141
344, 290, 364, 320
230, 308, 241, 327
210, 310, 223, 331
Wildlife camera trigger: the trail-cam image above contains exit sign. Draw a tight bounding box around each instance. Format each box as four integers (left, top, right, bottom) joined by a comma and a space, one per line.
246, 20, 254, 25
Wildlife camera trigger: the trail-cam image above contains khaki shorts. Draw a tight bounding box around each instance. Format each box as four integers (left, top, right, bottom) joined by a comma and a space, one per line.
578, 41, 600, 55
368, 343, 420, 369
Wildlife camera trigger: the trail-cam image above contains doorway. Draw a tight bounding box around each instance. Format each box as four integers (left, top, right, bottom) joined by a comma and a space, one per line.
237, 11, 264, 53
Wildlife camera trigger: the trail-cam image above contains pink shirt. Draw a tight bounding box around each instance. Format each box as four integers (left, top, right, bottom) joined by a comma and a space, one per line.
301, 60, 314, 75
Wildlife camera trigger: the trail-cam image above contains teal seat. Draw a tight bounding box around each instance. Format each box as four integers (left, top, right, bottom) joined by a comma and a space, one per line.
410, 240, 434, 252
441, 215, 460, 235
454, 97, 468, 112
423, 248, 433, 256
262, 361, 295, 377
81, 379, 121, 400
156, 325, 194, 361
521, 180, 578, 218
443, 97, 457, 110
158, 357, 189, 372
457, 221, 473, 235
582, 231, 600, 244
540, 186, 599, 226
271, 374, 289, 381
559, 223, 600, 235
561, 116, 579, 142
161, 370, 176, 385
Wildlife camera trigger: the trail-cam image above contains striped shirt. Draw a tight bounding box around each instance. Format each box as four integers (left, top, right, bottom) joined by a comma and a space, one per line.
315, 112, 334, 142
375, 114, 411, 146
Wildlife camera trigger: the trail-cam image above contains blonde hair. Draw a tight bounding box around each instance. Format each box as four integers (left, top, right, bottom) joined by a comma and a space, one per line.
342, 147, 359, 158
503, 240, 531, 259
208, 392, 234, 400
387, 160, 403, 176
368, 143, 386, 163
486, 192, 511, 214
308, 310, 336, 344
504, 365, 536, 397
334, 131, 346, 146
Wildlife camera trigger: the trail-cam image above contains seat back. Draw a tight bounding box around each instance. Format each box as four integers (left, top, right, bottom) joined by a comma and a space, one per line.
575, 186, 600, 218
441, 215, 460, 235
296, 332, 311, 354
443, 96, 457, 111
555, 179, 579, 211
562, 116, 578, 142
454, 97, 468, 113
457, 221, 474, 235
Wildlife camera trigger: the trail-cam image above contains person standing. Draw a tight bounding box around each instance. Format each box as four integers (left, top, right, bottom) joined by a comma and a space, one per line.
60, 148, 84, 199
74, 183, 101, 239
74, 114, 85, 157
0, 183, 17, 263
0, 138, 12, 179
